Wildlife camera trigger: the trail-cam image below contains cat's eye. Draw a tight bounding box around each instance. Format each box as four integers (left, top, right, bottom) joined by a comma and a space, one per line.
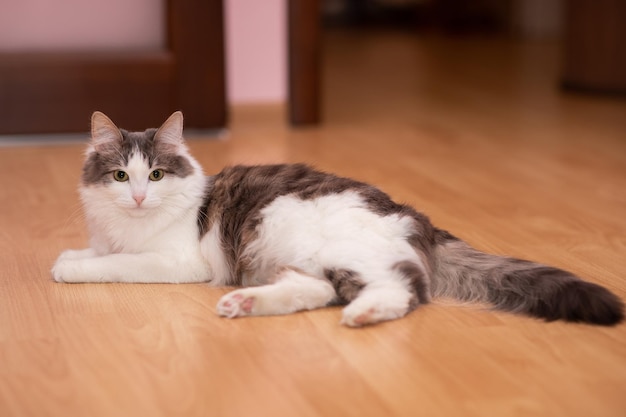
149, 169, 164, 181
113, 170, 129, 182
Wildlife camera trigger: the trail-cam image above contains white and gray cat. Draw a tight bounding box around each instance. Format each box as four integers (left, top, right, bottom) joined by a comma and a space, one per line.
52, 111, 624, 326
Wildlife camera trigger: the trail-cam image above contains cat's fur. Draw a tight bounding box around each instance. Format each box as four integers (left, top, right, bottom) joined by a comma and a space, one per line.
52, 111, 624, 327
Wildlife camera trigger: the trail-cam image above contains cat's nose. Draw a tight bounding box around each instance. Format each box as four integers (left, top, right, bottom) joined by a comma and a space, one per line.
133, 195, 146, 206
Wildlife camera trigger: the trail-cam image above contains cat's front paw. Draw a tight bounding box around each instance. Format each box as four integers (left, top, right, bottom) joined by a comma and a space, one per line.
51, 258, 82, 283
52, 249, 100, 282
217, 291, 256, 318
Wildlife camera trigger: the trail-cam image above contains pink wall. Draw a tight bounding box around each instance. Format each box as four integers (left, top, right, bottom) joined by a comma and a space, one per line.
225, 0, 286, 104
0, 0, 286, 104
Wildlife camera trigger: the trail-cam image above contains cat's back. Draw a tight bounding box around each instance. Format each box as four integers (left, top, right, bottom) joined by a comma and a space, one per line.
199, 163, 403, 229
213, 163, 361, 198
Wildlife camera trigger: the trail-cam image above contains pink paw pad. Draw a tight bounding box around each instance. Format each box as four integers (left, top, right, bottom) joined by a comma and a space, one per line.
353, 308, 377, 326
241, 297, 254, 313
229, 293, 254, 313
217, 292, 256, 318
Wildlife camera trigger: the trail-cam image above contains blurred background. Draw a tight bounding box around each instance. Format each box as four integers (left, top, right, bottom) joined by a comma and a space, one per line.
0, 0, 624, 135
2, 4, 626, 415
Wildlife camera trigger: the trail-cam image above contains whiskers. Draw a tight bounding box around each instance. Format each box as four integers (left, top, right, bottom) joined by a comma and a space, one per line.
61, 202, 87, 231
196, 203, 209, 230
159, 194, 195, 217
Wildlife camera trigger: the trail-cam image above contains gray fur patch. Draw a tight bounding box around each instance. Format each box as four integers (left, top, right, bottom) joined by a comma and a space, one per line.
82, 128, 194, 185
393, 260, 431, 310
324, 268, 365, 304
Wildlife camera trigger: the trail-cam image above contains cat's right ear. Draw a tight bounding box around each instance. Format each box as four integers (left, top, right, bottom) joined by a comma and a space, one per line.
91, 111, 122, 151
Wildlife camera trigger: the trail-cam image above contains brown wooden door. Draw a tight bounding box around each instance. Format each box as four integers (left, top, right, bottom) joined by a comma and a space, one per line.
0, 0, 226, 134
562, 0, 626, 95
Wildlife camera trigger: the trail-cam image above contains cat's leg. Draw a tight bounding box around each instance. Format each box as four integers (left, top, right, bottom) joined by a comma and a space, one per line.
55, 235, 110, 262
217, 267, 336, 318
52, 252, 208, 283
340, 280, 418, 327
56, 248, 98, 262
340, 261, 429, 327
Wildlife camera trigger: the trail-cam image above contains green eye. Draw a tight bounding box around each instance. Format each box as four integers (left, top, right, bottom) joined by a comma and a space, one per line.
149, 169, 164, 181
113, 170, 128, 182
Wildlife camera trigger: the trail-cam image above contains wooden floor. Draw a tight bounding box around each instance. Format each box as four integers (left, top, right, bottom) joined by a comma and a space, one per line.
2, 30, 626, 417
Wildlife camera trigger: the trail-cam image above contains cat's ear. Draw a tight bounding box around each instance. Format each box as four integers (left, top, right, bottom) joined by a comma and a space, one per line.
91, 111, 122, 151
154, 111, 184, 150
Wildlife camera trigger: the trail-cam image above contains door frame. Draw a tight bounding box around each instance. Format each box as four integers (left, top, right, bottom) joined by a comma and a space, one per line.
0, 0, 321, 134
288, 0, 321, 126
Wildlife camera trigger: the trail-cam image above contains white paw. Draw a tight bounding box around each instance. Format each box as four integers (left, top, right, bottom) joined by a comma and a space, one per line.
217, 291, 256, 318
51, 258, 82, 283
341, 298, 408, 327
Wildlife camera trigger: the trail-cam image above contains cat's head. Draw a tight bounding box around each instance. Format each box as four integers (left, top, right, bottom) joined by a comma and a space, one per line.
81, 111, 204, 217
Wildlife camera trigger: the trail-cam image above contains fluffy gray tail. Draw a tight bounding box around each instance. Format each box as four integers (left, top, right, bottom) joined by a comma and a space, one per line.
431, 230, 624, 325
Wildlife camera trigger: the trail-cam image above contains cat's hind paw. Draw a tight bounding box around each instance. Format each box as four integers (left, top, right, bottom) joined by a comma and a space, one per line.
341, 291, 411, 327
217, 291, 256, 318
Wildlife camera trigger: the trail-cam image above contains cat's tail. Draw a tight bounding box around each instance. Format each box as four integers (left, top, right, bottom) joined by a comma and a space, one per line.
430, 229, 624, 325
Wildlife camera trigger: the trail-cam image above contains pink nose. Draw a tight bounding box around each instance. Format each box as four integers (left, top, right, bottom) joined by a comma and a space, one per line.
133, 195, 146, 206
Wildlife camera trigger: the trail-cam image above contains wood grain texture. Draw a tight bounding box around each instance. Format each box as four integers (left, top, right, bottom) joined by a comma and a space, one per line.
1, 30, 626, 417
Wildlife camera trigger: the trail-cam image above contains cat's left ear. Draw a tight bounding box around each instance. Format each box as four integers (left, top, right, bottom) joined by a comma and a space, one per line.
154, 111, 184, 150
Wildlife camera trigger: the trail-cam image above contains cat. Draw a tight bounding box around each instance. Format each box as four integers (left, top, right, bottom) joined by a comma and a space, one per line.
52, 111, 624, 327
